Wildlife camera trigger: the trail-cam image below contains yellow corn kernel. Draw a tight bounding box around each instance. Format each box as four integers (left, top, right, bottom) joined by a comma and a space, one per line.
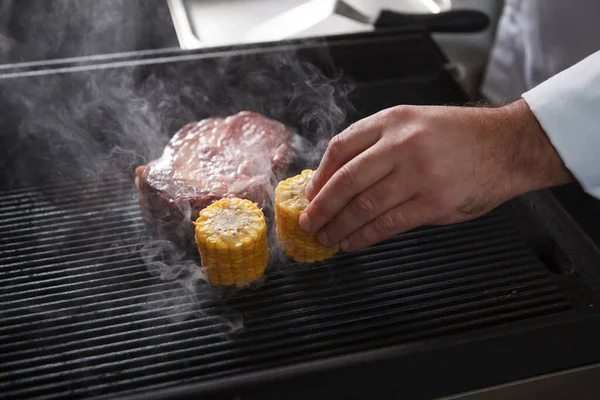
275, 169, 338, 263
194, 198, 268, 288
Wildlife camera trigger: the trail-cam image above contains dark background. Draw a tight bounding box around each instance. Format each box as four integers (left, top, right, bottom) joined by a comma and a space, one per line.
0, 0, 178, 64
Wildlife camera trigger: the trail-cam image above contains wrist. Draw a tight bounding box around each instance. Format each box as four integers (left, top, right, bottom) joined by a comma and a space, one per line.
495, 99, 574, 197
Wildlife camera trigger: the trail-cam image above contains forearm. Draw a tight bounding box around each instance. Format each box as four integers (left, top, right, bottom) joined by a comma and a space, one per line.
498, 99, 574, 198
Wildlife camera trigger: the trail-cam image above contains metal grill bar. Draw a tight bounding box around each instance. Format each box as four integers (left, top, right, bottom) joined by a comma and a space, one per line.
0, 217, 143, 246
0, 182, 575, 400
0, 178, 126, 198
0, 260, 544, 341
0, 270, 552, 366
1, 291, 565, 388
0, 203, 141, 230
0, 237, 530, 306
0, 182, 132, 212
2, 301, 571, 400
0, 222, 516, 278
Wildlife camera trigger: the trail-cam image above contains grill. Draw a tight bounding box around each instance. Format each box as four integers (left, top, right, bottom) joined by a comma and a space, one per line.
2, 29, 600, 400
0, 179, 575, 399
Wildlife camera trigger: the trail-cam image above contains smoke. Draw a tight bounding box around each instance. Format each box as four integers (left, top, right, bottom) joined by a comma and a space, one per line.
0, 1, 354, 329
0, 0, 176, 64
129, 50, 352, 327
0, 1, 13, 55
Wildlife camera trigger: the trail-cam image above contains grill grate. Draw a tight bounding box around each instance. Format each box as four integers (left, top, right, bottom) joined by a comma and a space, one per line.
0, 180, 574, 399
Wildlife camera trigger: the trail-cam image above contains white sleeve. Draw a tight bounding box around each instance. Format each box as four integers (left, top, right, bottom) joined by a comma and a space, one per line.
521, 50, 600, 199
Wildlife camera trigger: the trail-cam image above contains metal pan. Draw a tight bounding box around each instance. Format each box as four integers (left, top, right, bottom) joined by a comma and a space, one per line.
167, 0, 455, 49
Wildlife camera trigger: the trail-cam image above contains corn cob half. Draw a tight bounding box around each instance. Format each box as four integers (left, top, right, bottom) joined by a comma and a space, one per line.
275, 169, 338, 263
193, 198, 268, 287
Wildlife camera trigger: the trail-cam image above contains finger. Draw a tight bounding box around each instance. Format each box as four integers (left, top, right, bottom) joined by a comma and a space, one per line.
340, 199, 433, 252
317, 173, 412, 246
306, 117, 381, 201
300, 142, 393, 233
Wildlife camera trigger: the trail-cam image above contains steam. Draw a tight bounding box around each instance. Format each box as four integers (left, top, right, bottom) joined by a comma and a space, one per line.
0, 0, 176, 64
0, 1, 353, 329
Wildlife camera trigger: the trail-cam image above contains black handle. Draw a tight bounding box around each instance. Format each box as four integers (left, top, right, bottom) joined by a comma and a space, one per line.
374, 9, 490, 33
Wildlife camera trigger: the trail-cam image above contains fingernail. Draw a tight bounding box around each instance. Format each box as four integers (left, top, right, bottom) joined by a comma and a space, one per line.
299, 212, 312, 232
340, 239, 350, 251
317, 231, 329, 246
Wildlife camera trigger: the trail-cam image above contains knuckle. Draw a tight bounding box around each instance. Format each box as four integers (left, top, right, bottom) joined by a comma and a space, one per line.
380, 105, 408, 119
352, 193, 376, 216
309, 170, 323, 190
336, 163, 357, 191
376, 108, 395, 121
347, 121, 360, 132
392, 104, 412, 115
385, 128, 427, 152
375, 213, 399, 233
327, 134, 345, 158
386, 136, 407, 152
404, 127, 428, 147
309, 198, 328, 219
309, 171, 320, 187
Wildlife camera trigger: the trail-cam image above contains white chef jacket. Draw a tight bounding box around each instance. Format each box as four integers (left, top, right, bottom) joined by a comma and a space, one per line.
481, 0, 600, 199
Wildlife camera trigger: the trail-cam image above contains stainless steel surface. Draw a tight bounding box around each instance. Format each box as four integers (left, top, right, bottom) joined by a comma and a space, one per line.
167, 0, 203, 49
245, 0, 382, 43
167, 0, 503, 100
166, 0, 503, 106
334, 0, 373, 24
244, 0, 336, 43
167, 0, 451, 49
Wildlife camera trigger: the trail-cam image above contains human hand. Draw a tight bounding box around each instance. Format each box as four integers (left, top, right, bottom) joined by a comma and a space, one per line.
299, 99, 573, 252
